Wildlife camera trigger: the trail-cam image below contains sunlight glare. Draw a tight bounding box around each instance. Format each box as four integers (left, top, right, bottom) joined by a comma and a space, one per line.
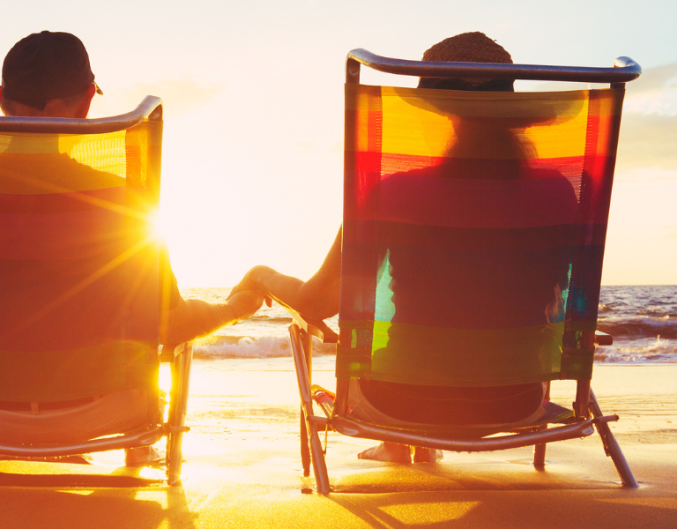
149, 207, 169, 244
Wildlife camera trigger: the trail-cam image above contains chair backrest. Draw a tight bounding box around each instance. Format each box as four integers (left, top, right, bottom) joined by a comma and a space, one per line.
0, 98, 164, 403
337, 51, 639, 389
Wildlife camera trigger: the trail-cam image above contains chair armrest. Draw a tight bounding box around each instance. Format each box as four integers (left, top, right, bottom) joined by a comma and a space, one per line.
160, 342, 191, 362
287, 311, 338, 344
594, 331, 613, 346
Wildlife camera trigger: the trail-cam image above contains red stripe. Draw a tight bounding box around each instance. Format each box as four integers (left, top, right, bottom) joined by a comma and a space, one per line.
345, 170, 579, 229
379, 153, 588, 180
342, 221, 590, 250
0, 186, 126, 214
0, 209, 148, 260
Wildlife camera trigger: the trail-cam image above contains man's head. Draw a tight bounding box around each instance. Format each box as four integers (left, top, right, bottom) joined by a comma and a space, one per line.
0, 31, 102, 118
418, 32, 514, 92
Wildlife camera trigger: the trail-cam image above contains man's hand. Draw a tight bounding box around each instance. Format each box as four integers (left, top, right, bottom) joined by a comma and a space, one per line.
228, 289, 265, 320
160, 290, 265, 350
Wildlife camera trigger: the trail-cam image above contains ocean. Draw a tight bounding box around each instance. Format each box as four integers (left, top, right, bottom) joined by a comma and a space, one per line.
181, 285, 677, 365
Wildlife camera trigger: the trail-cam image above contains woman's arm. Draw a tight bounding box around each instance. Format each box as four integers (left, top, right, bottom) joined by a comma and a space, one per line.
230, 226, 342, 321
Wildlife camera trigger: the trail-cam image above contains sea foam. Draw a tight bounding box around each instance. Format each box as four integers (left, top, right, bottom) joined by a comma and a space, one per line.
182, 285, 676, 364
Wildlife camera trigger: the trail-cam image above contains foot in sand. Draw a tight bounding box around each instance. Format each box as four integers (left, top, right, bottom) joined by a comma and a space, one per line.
357, 442, 411, 463
413, 447, 444, 463
125, 446, 165, 467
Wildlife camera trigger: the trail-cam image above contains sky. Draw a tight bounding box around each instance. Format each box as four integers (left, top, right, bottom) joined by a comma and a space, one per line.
2, 0, 676, 286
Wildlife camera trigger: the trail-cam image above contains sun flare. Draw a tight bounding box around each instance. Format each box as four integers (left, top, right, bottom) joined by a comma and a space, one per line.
148, 207, 169, 244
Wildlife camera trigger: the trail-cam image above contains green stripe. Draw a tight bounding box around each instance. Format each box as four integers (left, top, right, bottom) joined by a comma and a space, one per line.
0, 340, 158, 402
336, 346, 372, 380
560, 347, 595, 381
367, 320, 564, 386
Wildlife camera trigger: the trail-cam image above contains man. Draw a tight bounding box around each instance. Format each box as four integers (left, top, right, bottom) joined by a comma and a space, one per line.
230, 32, 571, 464
0, 31, 263, 463
0, 30, 263, 349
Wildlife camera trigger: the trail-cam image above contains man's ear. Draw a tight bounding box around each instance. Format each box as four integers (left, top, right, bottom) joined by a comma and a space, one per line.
0, 86, 8, 116
75, 83, 97, 118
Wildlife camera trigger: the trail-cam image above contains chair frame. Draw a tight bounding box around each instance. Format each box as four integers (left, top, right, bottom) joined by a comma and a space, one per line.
288, 50, 642, 494
0, 97, 192, 485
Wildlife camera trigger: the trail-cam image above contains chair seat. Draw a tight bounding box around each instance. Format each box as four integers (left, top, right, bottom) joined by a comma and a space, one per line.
0, 389, 154, 445
311, 384, 574, 439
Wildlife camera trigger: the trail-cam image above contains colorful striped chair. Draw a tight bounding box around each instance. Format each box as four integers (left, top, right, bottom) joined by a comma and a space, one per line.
0, 97, 192, 485
287, 50, 641, 494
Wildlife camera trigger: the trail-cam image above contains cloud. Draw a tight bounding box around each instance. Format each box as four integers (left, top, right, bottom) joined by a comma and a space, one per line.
533, 63, 677, 172
114, 79, 227, 119
624, 62, 677, 93
617, 113, 677, 171
534, 61, 677, 94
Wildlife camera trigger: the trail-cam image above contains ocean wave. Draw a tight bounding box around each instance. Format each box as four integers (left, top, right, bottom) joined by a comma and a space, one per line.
192, 335, 336, 359
597, 318, 677, 339
191, 332, 675, 365
248, 316, 294, 324
595, 335, 677, 363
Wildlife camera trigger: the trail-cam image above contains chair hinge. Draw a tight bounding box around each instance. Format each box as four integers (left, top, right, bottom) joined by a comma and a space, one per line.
163, 424, 191, 434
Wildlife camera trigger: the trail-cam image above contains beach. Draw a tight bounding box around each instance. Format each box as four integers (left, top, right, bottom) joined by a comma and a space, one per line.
1, 360, 676, 528
1, 286, 676, 527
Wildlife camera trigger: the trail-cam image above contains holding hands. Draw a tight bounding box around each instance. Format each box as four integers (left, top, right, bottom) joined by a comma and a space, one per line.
227, 288, 268, 320
228, 266, 272, 309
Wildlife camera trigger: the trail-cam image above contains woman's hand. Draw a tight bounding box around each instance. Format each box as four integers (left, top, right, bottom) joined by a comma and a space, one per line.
228, 266, 272, 307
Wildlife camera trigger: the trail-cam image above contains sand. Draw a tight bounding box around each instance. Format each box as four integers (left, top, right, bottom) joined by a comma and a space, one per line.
1, 362, 676, 528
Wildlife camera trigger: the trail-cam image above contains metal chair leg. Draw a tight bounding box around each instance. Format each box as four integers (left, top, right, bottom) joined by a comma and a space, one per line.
307, 417, 330, 494
300, 406, 311, 477
589, 389, 638, 488
167, 343, 193, 486
533, 440, 547, 470
289, 324, 331, 494
533, 382, 550, 470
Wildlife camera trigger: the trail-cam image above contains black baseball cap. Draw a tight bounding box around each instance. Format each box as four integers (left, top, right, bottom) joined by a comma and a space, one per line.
2, 31, 103, 111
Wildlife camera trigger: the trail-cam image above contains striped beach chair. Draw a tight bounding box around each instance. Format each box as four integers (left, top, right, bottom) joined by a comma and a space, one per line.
288, 50, 641, 494
0, 97, 192, 485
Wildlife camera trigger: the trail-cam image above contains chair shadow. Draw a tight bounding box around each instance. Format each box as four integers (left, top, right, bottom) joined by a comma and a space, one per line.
327, 456, 611, 495
0, 464, 198, 529
324, 459, 659, 529
326, 488, 670, 529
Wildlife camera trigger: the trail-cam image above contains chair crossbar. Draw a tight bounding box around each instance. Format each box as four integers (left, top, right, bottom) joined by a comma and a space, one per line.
0, 96, 163, 134
348, 49, 641, 83
0, 427, 163, 458
332, 415, 621, 453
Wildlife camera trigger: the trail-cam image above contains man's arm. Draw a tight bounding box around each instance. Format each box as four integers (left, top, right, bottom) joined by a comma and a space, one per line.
229, 226, 342, 321
160, 289, 263, 349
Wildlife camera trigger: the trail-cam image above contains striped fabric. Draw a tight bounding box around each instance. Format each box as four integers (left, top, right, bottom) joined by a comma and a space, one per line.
0, 121, 164, 402
338, 84, 624, 386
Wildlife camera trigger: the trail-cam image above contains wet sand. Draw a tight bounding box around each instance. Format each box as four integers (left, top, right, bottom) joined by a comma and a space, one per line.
1, 363, 676, 528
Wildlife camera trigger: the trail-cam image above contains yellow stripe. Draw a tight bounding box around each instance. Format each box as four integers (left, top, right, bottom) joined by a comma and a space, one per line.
347, 84, 624, 160
0, 130, 126, 156
0, 124, 161, 194
380, 88, 590, 159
